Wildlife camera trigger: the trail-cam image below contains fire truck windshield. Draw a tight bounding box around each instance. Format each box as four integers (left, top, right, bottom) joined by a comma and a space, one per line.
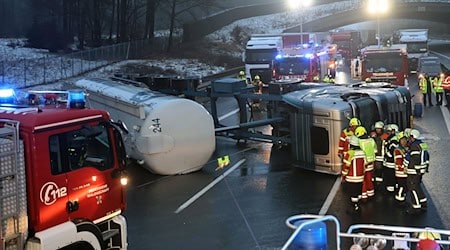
276, 57, 310, 75
49, 124, 113, 174
365, 54, 403, 73
245, 49, 277, 63
406, 42, 427, 53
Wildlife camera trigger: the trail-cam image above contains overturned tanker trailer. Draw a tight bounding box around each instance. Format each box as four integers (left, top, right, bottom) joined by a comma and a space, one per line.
74, 78, 215, 175
273, 82, 411, 175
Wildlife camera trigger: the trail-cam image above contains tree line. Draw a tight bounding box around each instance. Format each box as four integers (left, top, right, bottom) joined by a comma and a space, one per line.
0, 0, 221, 52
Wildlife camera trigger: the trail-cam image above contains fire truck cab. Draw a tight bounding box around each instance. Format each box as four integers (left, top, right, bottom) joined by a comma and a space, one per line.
0, 89, 128, 249
358, 44, 409, 86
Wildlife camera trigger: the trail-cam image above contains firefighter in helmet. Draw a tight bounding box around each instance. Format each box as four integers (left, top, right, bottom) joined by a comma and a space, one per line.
384, 124, 400, 194
370, 121, 389, 190
355, 126, 376, 200
238, 70, 248, 84
404, 129, 429, 214
342, 135, 366, 214
338, 118, 361, 160
252, 75, 263, 94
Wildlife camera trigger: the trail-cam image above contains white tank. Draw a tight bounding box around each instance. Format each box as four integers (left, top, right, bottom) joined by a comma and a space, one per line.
74, 78, 215, 175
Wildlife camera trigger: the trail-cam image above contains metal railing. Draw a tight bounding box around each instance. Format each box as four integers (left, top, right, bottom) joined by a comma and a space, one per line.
0, 38, 167, 89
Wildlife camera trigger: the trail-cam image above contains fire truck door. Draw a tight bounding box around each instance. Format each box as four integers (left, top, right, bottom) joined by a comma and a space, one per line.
64, 125, 122, 221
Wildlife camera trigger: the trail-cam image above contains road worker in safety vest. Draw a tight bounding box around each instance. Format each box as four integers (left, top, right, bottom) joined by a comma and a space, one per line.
432, 75, 444, 106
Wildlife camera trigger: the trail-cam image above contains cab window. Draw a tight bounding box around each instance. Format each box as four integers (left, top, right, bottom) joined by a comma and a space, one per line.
49, 124, 113, 175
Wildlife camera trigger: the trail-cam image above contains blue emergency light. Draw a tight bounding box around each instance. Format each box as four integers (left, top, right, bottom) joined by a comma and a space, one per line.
67, 90, 86, 109
0, 88, 16, 104
305, 53, 314, 59
276, 54, 283, 60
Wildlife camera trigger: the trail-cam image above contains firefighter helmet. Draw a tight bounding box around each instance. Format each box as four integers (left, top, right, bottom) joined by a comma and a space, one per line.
355, 126, 367, 137
239, 71, 245, 76
374, 121, 384, 129
349, 135, 360, 147
397, 131, 405, 140
387, 124, 399, 133
254, 75, 260, 80
410, 129, 421, 139
365, 78, 372, 83
403, 128, 412, 138
349, 118, 361, 127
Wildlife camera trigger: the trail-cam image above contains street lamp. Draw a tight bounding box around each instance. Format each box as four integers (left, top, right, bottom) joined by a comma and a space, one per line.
367, 0, 389, 47
288, 0, 312, 45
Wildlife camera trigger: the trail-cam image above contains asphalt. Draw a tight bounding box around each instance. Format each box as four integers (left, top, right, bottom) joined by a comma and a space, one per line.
122, 44, 450, 250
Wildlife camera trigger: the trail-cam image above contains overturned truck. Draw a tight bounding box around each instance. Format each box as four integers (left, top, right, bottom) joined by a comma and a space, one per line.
268, 82, 411, 175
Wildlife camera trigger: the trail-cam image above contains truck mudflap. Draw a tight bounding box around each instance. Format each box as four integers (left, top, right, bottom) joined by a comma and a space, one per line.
283, 214, 450, 250
26, 214, 127, 250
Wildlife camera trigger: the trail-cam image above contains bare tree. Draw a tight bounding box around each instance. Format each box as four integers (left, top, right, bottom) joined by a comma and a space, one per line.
160, 0, 217, 52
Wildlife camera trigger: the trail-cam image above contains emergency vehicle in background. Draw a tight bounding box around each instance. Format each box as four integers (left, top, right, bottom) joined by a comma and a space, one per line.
330, 30, 362, 63
272, 34, 337, 82
356, 44, 409, 86
243, 34, 282, 83
0, 88, 128, 249
394, 29, 429, 73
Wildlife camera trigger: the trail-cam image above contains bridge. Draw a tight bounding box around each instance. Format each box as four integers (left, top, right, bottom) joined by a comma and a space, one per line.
183, 0, 450, 42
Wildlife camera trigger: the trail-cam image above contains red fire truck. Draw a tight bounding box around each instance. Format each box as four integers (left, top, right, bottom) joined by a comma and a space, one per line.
273, 45, 336, 82
330, 30, 362, 63
0, 89, 128, 249
359, 44, 409, 86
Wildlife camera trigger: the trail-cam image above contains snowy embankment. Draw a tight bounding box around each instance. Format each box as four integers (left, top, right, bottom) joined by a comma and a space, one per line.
0, 38, 225, 91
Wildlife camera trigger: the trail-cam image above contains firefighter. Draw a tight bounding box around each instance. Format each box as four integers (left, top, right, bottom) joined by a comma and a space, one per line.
419, 74, 433, 106
342, 135, 367, 214
323, 75, 331, 83
338, 118, 361, 160
355, 126, 376, 200
370, 121, 389, 191
442, 75, 450, 106
238, 70, 248, 84
432, 75, 444, 106
384, 124, 399, 194
313, 75, 320, 82
252, 75, 263, 94
251, 75, 263, 111
404, 129, 429, 214
394, 132, 408, 204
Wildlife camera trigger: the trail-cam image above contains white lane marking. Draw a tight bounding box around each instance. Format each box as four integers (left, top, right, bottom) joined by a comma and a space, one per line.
218, 108, 239, 121
319, 176, 341, 215
174, 159, 246, 214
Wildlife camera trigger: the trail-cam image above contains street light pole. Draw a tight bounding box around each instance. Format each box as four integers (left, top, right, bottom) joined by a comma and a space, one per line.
288, 0, 312, 45
368, 0, 389, 47
377, 14, 380, 47
300, 9, 303, 44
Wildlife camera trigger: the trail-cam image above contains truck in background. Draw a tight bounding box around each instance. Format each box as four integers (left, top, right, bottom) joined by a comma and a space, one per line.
243, 34, 282, 84
0, 89, 128, 249
394, 29, 429, 73
356, 44, 409, 86
330, 30, 362, 64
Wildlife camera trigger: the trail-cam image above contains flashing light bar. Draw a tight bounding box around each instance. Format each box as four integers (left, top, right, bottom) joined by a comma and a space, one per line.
0, 88, 15, 98
67, 90, 86, 109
